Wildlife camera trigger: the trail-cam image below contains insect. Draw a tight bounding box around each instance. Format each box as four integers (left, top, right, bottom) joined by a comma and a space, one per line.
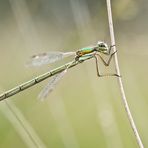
0, 41, 119, 101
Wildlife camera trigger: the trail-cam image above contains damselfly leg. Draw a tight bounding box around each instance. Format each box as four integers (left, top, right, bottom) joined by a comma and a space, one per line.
93, 52, 120, 77
96, 50, 117, 66
108, 44, 115, 55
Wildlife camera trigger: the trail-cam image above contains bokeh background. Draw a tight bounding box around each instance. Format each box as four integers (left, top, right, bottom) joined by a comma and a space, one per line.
0, 0, 147, 147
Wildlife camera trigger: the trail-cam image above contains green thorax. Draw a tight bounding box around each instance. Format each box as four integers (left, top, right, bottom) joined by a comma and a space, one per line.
79, 46, 94, 53
76, 46, 95, 56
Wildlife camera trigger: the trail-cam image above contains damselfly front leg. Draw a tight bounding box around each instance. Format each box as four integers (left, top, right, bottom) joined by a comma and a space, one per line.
93, 55, 119, 77
107, 44, 115, 55
96, 50, 117, 66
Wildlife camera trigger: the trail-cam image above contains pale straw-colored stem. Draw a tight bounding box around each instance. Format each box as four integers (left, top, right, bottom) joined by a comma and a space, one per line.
106, 0, 144, 148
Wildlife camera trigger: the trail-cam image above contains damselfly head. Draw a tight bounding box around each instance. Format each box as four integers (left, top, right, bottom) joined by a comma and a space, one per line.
97, 41, 109, 54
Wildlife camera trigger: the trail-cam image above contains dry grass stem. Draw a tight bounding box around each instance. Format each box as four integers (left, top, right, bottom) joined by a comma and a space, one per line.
106, 0, 144, 147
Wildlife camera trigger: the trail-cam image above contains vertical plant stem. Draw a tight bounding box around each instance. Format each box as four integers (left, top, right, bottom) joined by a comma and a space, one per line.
106, 0, 144, 148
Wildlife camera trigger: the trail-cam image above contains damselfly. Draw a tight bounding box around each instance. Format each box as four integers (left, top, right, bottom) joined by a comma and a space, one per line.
0, 41, 119, 101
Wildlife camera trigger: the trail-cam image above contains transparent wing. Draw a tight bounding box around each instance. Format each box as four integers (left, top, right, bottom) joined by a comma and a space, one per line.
38, 69, 67, 100
26, 51, 75, 67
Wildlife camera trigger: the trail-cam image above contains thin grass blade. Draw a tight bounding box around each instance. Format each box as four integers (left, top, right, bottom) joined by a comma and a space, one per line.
26, 51, 75, 67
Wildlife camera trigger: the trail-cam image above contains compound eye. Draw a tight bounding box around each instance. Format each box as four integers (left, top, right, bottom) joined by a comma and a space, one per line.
99, 43, 106, 47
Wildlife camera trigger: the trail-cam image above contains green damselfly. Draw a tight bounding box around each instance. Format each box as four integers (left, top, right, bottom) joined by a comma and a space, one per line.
0, 41, 119, 101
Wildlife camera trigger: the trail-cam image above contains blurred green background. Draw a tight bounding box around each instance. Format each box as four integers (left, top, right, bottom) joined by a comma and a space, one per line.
0, 0, 147, 147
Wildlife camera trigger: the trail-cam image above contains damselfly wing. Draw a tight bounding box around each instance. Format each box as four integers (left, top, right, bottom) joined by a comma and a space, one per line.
39, 69, 67, 100
27, 51, 75, 67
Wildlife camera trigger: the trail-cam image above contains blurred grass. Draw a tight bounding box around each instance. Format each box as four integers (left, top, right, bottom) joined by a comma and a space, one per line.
0, 0, 148, 147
